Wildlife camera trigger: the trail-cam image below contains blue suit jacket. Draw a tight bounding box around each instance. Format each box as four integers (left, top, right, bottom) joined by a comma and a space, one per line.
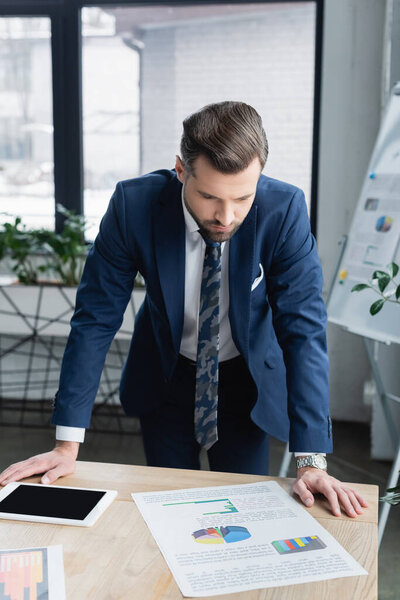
51, 168, 333, 452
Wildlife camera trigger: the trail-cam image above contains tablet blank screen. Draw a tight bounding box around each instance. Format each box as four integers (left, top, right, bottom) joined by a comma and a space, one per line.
0, 485, 105, 520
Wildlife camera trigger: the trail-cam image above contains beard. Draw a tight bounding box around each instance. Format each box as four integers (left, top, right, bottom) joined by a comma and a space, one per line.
183, 195, 243, 243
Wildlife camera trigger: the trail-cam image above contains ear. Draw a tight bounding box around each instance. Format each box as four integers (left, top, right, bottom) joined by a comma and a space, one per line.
175, 155, 186, 184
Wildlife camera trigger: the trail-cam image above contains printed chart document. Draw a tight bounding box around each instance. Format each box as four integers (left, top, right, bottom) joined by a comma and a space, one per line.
132, 481, 367, 597
338, 173, 400, 283
0, 545, 65, 600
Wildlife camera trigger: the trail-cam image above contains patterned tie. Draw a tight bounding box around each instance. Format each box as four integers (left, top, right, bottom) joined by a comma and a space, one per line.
195, 238, 222, 450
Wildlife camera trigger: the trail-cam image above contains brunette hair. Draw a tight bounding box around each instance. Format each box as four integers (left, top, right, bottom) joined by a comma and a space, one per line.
180, 101, 268, 175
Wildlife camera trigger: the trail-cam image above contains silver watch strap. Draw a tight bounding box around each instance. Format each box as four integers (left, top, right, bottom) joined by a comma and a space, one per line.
296, 454, 327, 470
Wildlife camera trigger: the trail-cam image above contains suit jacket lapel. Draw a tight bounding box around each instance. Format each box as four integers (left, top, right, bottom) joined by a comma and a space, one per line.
153, 175, 185, 355
153, 173, 258, 360
228, 202, 258, 362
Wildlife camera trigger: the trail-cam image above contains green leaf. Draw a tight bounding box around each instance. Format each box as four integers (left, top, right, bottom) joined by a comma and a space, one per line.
396, 285, 400, 300
372, 270, 388, 279
377, 274, 391, 292
351, 284, 370, 292
387, 262, 399, 278
386, 484, 400, 493
370, 299, 384, 315
380, 492, 400, 506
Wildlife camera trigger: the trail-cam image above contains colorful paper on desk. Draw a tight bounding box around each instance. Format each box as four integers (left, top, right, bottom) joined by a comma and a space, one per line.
0, 545, 65, 600
132, 481, 367, 597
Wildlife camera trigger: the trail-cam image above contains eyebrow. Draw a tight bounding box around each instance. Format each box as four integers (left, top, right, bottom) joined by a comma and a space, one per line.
197, 190, 254, 201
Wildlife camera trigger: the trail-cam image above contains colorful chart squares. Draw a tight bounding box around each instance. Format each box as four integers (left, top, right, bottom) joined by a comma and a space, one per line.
272, 535, 326, 555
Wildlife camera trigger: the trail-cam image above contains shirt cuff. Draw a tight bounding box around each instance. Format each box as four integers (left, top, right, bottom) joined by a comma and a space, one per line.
56, 426, 85, 443
293, 452, 326, 457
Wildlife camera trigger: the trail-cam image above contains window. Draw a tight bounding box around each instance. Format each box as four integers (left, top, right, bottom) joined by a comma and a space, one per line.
0, 1, 321, 237
82, 7, 140, 240
0, 17, 54, 230
81, 3, 316, 238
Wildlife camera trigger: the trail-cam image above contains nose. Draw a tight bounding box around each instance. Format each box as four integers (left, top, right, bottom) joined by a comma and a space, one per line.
215, 202, 234, 227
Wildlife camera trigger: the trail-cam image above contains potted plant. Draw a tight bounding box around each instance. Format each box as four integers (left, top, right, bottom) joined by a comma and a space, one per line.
0, 207, 145, 410
0, 204, 89, 286
0, 206, 145, 334
0, 216, 44, 285
0, 205, 92, 337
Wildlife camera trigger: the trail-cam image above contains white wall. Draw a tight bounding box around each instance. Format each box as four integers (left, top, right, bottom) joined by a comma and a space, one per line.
318, 0, 400, 458
318, 0, 386, 423
389, 0, 400, 91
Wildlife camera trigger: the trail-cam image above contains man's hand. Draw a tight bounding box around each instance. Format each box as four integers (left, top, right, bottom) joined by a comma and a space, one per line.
0, 441, 79, 486
293, 467, 369, 517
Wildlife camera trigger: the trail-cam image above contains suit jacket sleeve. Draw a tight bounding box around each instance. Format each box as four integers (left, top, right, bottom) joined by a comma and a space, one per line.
51, 182, 137, 427
267, 188, 332, 452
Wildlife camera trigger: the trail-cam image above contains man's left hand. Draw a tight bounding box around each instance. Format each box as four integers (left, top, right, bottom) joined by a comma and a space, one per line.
293, 467, 369, 517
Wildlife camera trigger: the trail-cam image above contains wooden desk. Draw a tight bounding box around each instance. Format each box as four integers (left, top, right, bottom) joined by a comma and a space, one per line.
0, 461, 378, 599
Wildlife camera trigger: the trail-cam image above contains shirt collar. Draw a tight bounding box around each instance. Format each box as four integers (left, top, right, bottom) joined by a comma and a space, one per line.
181, 186, 200, 234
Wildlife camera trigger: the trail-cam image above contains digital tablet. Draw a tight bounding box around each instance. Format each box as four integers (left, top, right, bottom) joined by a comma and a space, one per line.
0, 482, 117, 527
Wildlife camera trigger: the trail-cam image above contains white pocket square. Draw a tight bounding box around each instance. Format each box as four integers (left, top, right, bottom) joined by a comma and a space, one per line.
251, 263, 264, 291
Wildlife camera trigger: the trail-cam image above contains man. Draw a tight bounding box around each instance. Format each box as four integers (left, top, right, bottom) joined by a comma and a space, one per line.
0, 101, 367, 518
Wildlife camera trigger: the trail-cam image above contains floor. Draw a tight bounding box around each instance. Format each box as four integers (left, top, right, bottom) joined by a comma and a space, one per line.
0, 417, 398, 599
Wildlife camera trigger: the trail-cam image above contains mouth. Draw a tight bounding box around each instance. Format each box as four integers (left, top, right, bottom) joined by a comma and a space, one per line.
210, 225, 232, 232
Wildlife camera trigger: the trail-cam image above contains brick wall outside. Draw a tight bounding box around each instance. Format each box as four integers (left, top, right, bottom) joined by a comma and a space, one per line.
141, 3, 315, 205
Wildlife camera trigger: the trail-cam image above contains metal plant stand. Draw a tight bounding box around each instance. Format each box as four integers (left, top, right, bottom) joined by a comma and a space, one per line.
0, 284, 145, 434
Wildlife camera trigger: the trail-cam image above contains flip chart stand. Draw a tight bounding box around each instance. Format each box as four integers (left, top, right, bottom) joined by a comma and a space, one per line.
327, 236, 400, 548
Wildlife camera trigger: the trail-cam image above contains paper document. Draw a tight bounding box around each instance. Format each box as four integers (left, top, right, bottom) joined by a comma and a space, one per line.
337, 173, 400, 282
132, 481, 367, 597
0, 545, 65, 600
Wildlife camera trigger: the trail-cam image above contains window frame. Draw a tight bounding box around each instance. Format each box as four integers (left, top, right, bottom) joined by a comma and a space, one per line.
0, 0, 323, 236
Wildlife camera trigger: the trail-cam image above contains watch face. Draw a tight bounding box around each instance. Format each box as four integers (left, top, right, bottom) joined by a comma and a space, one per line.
315, 455, 326, 469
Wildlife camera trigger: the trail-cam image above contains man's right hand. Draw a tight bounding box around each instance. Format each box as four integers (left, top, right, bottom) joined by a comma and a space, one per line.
0, 441, 79, 486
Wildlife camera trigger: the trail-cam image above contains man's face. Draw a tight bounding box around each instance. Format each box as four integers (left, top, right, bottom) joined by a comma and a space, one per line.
175, 154, 262, 243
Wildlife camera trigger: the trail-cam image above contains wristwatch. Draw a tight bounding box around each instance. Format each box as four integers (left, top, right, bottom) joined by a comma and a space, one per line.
296, 454, 327, 471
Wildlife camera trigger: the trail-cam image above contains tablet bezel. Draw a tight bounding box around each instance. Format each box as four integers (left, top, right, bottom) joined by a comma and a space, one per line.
0, 482, 118, 527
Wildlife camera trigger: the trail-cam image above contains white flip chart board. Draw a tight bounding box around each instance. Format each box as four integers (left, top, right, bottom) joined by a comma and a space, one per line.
327, 82, 400, 344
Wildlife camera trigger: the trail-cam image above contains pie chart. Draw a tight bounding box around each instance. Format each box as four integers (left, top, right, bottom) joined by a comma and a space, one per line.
192, 525, 251, 544
375, 215, 393, 232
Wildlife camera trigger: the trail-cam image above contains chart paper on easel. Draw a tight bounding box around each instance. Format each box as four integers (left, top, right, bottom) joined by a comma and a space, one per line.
328, 83, 400, 344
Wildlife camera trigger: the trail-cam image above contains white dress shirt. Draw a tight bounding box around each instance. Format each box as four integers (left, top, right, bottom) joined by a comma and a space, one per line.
179, 187, 239, 362
56, 187, 325, 457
